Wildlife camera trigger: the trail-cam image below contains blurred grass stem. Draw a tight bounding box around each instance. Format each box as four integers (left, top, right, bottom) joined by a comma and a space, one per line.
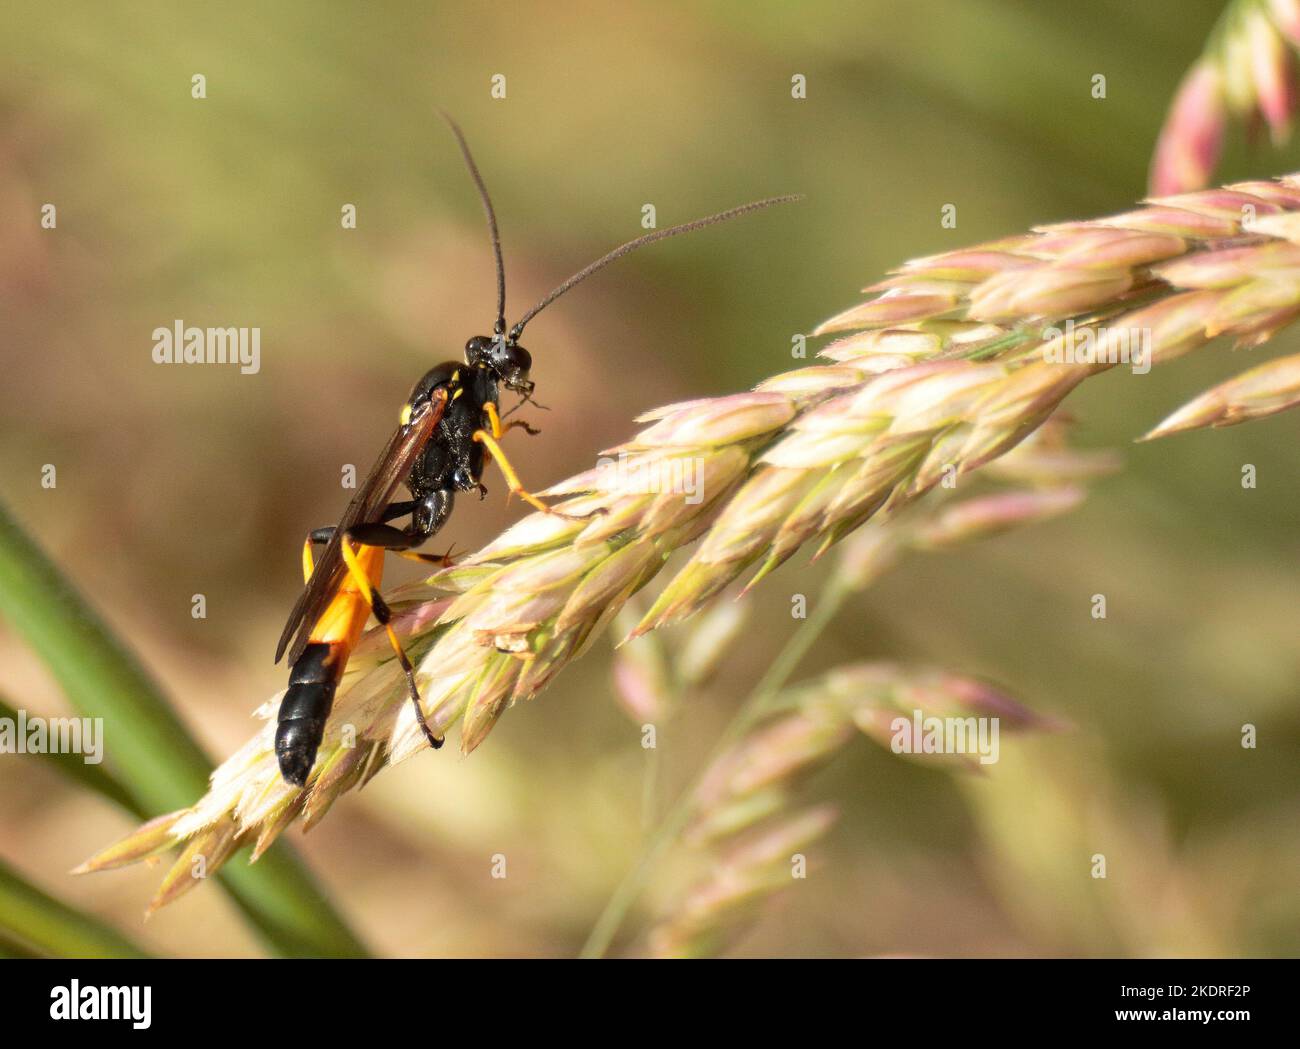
580, 575, 850, 958
0, 499, 369, 957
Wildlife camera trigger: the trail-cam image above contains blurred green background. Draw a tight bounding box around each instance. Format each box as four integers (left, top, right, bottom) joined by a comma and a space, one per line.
0, 0, 1296, 956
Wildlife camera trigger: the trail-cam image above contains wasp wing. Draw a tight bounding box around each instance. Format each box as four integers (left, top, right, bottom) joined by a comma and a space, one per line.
275, 391, 446, 666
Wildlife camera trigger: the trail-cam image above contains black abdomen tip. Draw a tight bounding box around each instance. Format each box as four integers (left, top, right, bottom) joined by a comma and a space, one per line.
276, 718, 325, 787
277, 644, 338, 786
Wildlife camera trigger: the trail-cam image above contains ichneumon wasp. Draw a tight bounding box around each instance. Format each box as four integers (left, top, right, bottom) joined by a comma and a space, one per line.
273, 112, 799, 786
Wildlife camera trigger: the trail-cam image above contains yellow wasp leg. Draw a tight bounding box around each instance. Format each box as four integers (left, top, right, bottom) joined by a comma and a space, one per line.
472, 427, 578, 517
339, 541, 443, 749
393, 547, 457, 567
484, 400, 540, 441
306, 530, 451, 572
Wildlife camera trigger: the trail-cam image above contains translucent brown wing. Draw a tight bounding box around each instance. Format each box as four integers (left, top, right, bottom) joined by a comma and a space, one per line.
275, 391, 446, 666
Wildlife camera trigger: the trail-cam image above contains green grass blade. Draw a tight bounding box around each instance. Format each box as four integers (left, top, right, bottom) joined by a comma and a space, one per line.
0, 692, 141, 815
0, 499, 368, 957
0, 934, 43, 958
0, 858, 150, 958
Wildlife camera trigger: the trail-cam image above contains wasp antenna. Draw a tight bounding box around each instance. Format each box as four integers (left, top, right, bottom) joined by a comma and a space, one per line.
438, 109, 508, 335
507, 194, 803, 342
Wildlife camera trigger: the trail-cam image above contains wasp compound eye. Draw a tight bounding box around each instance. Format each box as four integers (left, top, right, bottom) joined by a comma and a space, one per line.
505, 344, 531, 375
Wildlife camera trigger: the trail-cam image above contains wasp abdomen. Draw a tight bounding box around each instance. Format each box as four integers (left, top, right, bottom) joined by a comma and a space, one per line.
276, 642, 340, 787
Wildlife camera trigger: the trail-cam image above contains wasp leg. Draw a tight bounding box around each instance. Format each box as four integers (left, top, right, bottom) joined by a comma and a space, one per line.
484, 401, 540, 440
302, 527, 341, 581
301, 536, 318, 583
303, 499, 446, 572
346, 522, 457, 567
303, 498, 418, 577
338, 540, 444, 751
472, 428, 597, 519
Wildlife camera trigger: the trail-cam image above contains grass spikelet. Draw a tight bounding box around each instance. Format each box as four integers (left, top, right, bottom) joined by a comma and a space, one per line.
81, 170, 1300, 907
1152, 0, 1300, 193
1140, 350, 1300, 437
644, 664, 1053, 957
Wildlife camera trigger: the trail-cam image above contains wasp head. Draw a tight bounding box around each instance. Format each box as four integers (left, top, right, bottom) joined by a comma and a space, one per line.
466, 334, 533, 395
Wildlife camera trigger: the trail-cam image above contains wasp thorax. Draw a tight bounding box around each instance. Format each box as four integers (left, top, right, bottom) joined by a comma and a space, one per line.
407, 365, 453, 410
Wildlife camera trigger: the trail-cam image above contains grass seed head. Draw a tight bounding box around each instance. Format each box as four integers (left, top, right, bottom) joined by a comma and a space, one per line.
80, 170, 1300, 905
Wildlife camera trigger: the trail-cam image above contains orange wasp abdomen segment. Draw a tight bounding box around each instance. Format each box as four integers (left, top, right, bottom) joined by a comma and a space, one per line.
309, 543, 384, 651
275, 542, 386, 787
